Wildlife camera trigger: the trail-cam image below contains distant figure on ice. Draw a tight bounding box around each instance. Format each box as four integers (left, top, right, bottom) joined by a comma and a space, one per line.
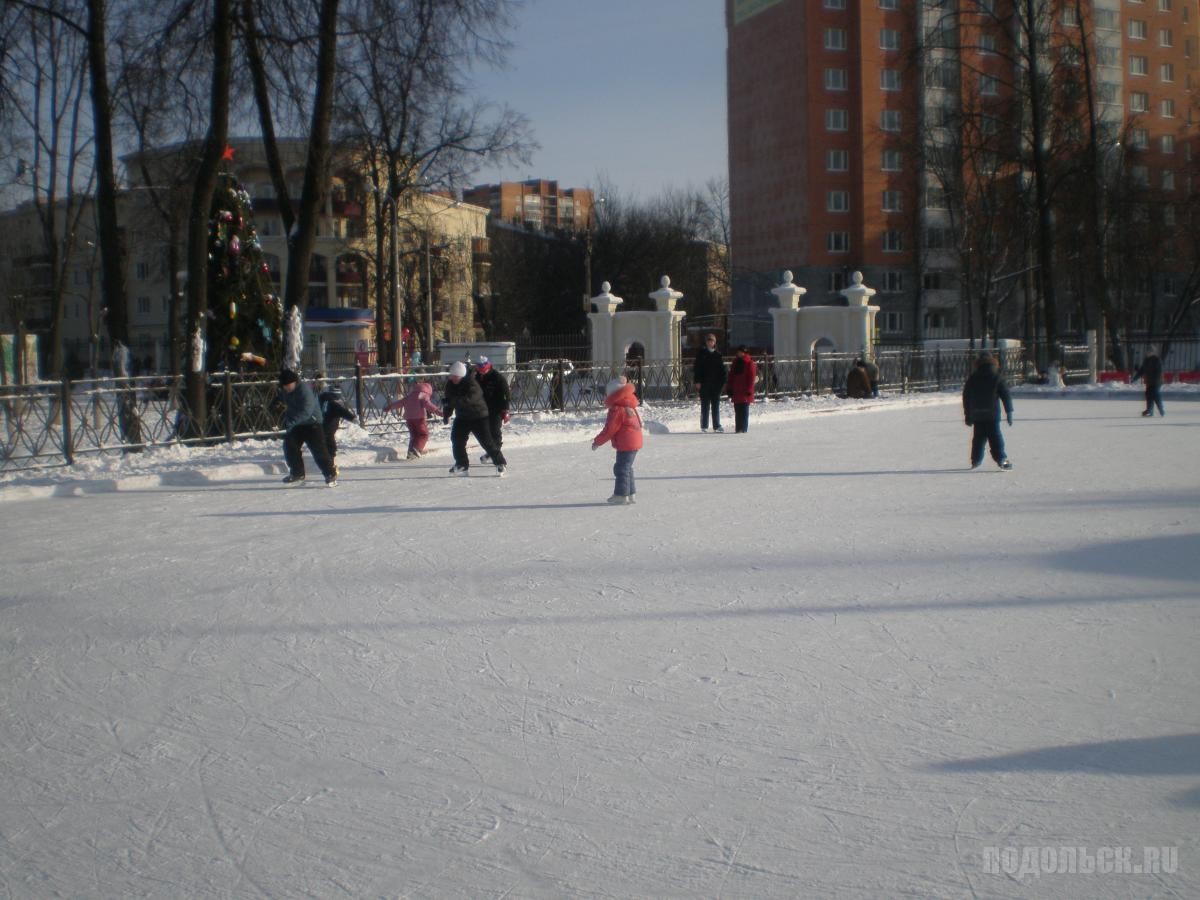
318, 384, 356, 478
1133, 350, 1165, 417
846, 360, 872, 399
1046, 360, 1065, 388
278, 370, 337, 486
962, 352, 1014, 471
474, 356, 511, 463
386, 380, 442, 460
693, 332, 727, 432
592, 376, 643, 504
442, 361, 507, 475
726, 346, 757, 433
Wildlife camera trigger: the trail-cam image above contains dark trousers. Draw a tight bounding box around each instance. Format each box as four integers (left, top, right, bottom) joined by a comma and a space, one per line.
1144, 383, 1164, 415
285, 423, 334, 478
733, 402, 750, 433
451, 416, 506, 468
485, 410, 504, 453
970, 420, 1007, 466
322, 422, 340, 459
699, 384, 723, 429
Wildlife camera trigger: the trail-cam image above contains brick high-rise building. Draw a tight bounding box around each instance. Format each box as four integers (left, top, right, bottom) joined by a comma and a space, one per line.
463, 180, 595, 233
726, 0, 1198, 349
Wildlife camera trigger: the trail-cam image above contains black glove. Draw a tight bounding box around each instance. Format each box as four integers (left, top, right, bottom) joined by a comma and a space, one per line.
964, 415, 972, 426
1006, 414, 1013, 427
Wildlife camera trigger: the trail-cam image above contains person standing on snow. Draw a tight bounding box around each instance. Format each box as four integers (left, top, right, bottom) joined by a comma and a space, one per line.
1133, 349, 1165, 417
725, 346, 757, 433
693, 332, 727, 432
442, 360, 507, 475
474, 356, 511, 463
962, 351, 1014, 471
591, 376, 643, 504
278, 370, 338, 486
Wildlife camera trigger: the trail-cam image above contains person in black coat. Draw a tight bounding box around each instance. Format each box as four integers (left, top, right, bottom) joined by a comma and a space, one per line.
1133, 350, 1165, 417
442, 360, 507, 474
474, 356, 511, 462
318, 385, 356, 476
692, 333, 727, 432
962, 352, 1014, 470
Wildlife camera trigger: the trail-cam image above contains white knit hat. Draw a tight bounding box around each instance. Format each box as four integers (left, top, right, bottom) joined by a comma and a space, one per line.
606, 376, 628, 396
449, 361, 467, 378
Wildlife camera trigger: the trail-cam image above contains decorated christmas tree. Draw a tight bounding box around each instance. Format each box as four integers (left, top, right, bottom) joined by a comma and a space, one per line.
206, 172, 283, 372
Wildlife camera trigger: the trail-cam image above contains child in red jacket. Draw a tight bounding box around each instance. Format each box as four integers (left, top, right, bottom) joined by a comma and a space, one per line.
591, 376, 644, 505
386, 380, 442, 459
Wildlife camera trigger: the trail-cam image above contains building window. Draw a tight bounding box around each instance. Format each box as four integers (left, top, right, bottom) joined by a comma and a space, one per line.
1159, 0, 1172, 9
825, 28, 847, 50
1162, 170, 1175, 191
882, 271, 904, 292
137, 296, 151, 315
1095, 9, 1118, 28
925, 186, 948, 209
825, 68, 849, 91
923, 271, 945, 290
135, 262, 150, 281
1161, 62, 1175, 82
824, 0, 846, 8
1159, 28, 1173, 47
880, 69, 901, 91
826, 108, 849, 131
1161, 98, 1175, 117
1062, 5, 1079, 25
1130, 56, 1148, 76
980, 74, 999, 95
1130, 91, 1149, 112
882, 148, 902, 171
1130, 164, 1150, 186
926, 227, 952, 249
827, 149, 849, 171
1131, 127, 1150, 149
1163, 204, 1176, 226
980, 33, 997, 53
881, 109, 902, 131
827, 231, 850, 253
829, 271, 847, 291
880, 28, 900, 51
1097, 82, 1118, 103
879, 0, 898, 8
827, 190, 850, 212
1098, 45, 1119, 66
880, 311, 905, 333
1129, 19, 1147, 40
882, 190, 903, 212
882, 230, 903, 252
1161, 133, 1175, 153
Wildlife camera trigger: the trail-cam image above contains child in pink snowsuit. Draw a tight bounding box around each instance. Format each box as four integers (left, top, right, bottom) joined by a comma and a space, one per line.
386, 381, 442, 459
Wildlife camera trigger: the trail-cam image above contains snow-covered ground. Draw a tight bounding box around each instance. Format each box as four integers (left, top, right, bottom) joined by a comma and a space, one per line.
1, 389, 1197, 898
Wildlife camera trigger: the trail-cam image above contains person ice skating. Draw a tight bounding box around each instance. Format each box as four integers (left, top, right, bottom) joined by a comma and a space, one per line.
278, 369, 338, 486
386, 380, 442, 459
318, 384, 356, 477
1133, 349, 1165, 417
962, 352, 1014, 471
442, 360, 507, 475
846, 360, 872, 399
726, 346, 757, 433
591, 376, 643, 504
693, 333, 727, 432
474, 356, 510, 462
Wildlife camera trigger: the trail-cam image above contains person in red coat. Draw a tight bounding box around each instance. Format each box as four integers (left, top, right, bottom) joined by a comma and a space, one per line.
591, 376, 644, 504
726, 346, 758, 433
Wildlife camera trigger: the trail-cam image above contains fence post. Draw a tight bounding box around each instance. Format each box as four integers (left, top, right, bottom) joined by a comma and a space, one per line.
222, 373, 235, 443
813, 350, 820, 395
935, 349, 942, 391
1086, 329, 1098, 384
60, 377, 74, 466
354, 362, 365, 422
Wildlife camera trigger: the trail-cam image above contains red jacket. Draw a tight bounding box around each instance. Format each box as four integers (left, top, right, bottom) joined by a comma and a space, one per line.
726, 354, 757, 404
592, 382, 644, 451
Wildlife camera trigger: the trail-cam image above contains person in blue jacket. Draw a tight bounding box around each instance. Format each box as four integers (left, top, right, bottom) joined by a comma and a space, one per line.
278, 370, 337, 486
962, 352, 1014, 470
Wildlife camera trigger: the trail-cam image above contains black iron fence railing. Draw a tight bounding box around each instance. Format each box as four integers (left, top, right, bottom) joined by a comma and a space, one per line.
0, 344, 1039, 473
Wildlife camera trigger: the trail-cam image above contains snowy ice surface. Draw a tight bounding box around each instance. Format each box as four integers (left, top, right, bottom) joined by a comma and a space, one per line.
1, 389, 1197, 898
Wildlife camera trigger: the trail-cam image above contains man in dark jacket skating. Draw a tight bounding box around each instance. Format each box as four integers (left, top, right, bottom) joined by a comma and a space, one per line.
962, 352, 1014, 470
278, 370, 337, 485
1133, 350, 1165, 417
443, 361, 507, 475
474, 356, 511, 462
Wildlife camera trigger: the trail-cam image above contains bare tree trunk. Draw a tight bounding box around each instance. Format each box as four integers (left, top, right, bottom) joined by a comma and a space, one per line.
1023, 0, 1059, 348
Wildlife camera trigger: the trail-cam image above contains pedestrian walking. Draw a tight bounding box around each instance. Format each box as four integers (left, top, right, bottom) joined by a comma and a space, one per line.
318, 384, 356, 477
475, 356, 511, 462
693, 333, 727, 432
277, 370, 337, 486
386, 380, 442, 459
591, 376, 643, 504
1133, 350, 1165, 417
726, 346, 757, 433
442, 361, 507, 475
962, 352, 1014, 471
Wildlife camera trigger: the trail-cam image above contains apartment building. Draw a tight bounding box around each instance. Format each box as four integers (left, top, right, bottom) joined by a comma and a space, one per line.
463, 180, 595, 232
726, 0, 1198, 347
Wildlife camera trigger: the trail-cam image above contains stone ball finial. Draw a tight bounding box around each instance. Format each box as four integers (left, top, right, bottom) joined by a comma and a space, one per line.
782, 270, 794, 284
660, 275, 671, 288
601, 281, 612, 293
851, 270, 864, 286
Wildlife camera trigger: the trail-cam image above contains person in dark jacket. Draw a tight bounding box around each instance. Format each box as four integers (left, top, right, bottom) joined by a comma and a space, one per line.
693, 333, 727, 432
863, 357, 881, 397
318, 384, 356, 477
278, 370, 337, 485
726, 346, 758, 433
442, 360, 507, 475
474, 356, 511, 462
962, 352, 1014, 470
846, 360, 872, 399
1133, 350, 1165, 417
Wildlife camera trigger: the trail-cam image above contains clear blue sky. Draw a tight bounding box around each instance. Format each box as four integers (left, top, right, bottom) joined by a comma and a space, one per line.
467, 0, 728, 199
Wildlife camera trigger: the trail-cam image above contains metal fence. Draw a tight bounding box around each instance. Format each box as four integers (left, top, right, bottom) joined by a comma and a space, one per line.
1, 345, 1026, 473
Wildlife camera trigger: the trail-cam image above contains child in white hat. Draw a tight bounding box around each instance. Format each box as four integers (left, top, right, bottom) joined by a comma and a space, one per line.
591, 376, 643, 504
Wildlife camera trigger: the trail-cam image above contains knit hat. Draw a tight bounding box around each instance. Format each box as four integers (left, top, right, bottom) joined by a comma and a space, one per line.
448, 361, 467, 378
279, 369, 299, 386
606, 376, 628, 396
477, 356, 492, 372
